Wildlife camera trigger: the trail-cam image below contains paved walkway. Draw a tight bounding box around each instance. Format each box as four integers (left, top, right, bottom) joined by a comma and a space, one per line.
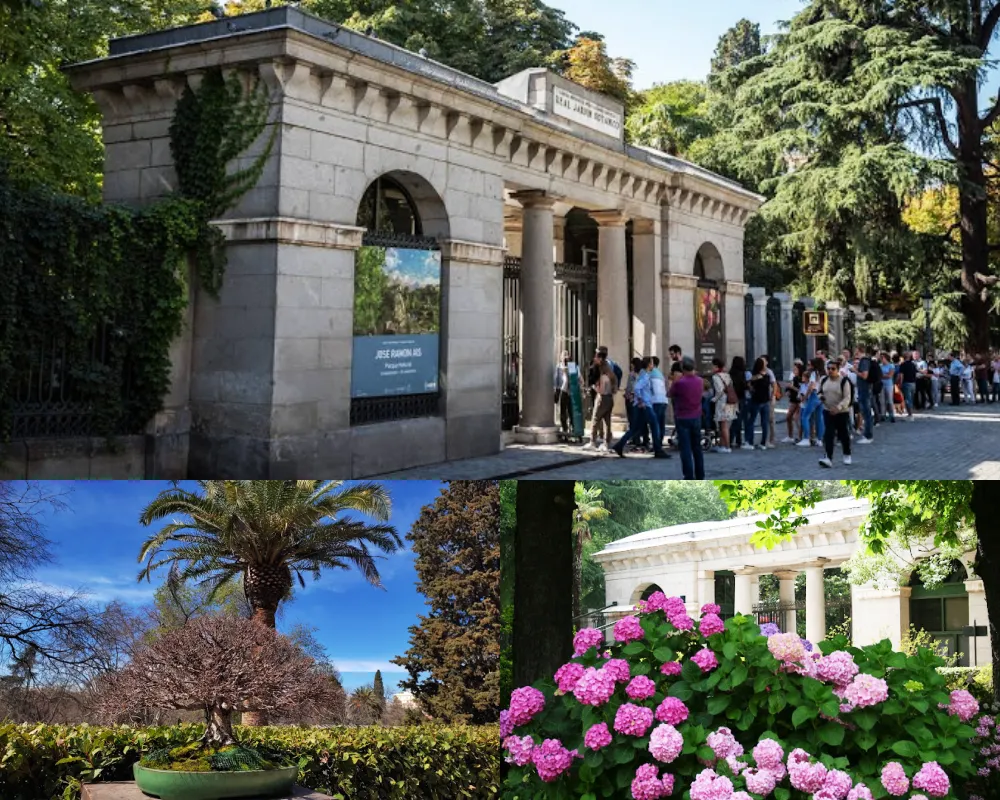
379, 402, 1000, 480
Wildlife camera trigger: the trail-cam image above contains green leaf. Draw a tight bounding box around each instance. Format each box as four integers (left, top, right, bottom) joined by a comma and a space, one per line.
855, 731, 877, 751
697, 746, 715, 762
768, 692, 787, 715
622, 642, 645, 656
792, 706, 817, 727
890, 740, 919, 758
723, 642, 738, 660
681, 660, 702, 683
730, 664, 748, 687
669, 682, 693, 701
774, 788, 790, 800
886, 652, 907, 668
707, 695, 731, 714
853, 710, 877, 731
818, 724, 845, 747
652, 647, 675, 663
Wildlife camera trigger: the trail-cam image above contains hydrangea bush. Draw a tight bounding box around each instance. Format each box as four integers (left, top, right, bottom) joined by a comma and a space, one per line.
501, 594, 980, 799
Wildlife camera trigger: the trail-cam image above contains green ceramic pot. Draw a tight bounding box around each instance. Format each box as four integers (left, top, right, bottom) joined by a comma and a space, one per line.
133, 762, 298, 800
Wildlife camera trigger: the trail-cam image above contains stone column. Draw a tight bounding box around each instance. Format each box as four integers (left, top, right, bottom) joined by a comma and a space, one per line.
698, 569, 716, 610
724, 280, 748, 368
513, 190, 558, 443
631, 219, 663, 360
750, 287, 768, 363
591, 210, 630, 359
805, 564, 827, 645
553, 215, 567, 264
827, 302, 844, 354
775, 570, 798, 633
662, 273, 699, 359
734, 572, 754, 615
776, 292, 794, 380
965, 579, 990, 667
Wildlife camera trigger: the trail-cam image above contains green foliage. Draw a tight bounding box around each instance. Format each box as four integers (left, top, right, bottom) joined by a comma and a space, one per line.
0, 723, 498, 800
504, 609, 978, 797
626, 81, 713, 157
709, 18, 763, 81
901, 625, 962, 668
0, 173, 199, 439
169, 68, 274, 295
856, 320, 920, 351
939, 666, 993, 705
500, 480, 515, 706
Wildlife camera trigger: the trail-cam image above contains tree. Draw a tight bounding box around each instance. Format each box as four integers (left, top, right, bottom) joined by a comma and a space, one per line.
137, 480, 401, 629
626, 81, 714, 156
96, 615, 340, 746
716, 2, 1000, 351
716, 480, 1000, 699
392, 481, 499, 724
571, 483, 609, 620
477, 0, 578, 83
372, 669, 385, 718
555, 36, 634, 103
709, 18, 763, 81
347, 683, 384, 726
513, 481, 573, 689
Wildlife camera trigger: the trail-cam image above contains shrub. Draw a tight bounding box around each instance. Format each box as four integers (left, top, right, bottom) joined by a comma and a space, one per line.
502, 594, 979, 799
938, 666, 993, 705
0, 722, 498, 800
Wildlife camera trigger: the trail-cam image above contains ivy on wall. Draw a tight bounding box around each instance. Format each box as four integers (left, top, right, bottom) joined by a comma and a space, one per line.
0, 67, 273, 441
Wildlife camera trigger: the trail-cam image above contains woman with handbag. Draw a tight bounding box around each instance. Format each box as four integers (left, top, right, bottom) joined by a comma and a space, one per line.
711, 357, 738, 453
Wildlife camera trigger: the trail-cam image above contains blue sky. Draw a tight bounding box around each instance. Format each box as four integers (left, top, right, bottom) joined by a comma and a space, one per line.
553, 0, 1000, 106
23, 480, 445, 695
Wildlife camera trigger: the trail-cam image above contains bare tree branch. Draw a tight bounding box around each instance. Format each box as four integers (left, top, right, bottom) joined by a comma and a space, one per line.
896, 97, 960, 157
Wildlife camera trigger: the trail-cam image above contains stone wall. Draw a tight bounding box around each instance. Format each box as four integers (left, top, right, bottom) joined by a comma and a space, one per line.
0, 438, 148, 479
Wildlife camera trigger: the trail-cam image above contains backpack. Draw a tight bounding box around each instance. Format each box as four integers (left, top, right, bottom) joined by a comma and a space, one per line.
864, 358, 881, 388
820, 375, 854, 406
715, 372, 738, 405
609, 359, 623, 387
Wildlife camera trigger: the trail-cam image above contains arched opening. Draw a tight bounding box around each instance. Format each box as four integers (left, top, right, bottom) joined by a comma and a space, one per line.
640, 584, 665, 602
694, 242, 726, 374
909, 560, 970, 667
631, 582, 673, 606
714, 570, 736, 620
351, 171, 449, 427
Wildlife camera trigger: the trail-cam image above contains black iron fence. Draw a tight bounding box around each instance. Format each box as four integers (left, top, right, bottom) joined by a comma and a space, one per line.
793, 301, 808, 366
766, 295, 783, 378
744, 293, 755, 364
753, 598, 852, 641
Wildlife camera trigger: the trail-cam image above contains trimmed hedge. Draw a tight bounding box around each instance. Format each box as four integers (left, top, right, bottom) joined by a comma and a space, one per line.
0, 723, 499, 800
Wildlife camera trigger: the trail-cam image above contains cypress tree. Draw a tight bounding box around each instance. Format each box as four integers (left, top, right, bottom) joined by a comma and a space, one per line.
392, 481, 500, 724
372, 669, 385, 717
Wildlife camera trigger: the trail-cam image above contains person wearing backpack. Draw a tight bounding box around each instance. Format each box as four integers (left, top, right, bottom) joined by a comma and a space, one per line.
854, 345, 875, 444
818, 358, 855, 468
710, 357, 738, 453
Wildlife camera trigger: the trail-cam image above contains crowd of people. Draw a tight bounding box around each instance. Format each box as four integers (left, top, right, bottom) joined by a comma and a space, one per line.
555, 344, 1000, 479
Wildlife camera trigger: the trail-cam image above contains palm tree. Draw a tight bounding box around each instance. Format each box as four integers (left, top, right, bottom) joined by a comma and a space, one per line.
348, 684, 383, 726
137, 481, 402, 628
572, 483, 610, 620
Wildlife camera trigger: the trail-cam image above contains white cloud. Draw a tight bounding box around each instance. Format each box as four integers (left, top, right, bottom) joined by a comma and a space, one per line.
334, 660, 407, 673
25, 569, 157, 605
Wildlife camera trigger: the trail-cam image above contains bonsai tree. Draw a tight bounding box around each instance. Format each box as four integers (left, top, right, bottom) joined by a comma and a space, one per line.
96, 615, 341, 747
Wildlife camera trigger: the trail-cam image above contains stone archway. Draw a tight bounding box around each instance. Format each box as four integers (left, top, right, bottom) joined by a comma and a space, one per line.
693, 242, 726, 373
631, 582, 666, 605
350, 171, 451, 427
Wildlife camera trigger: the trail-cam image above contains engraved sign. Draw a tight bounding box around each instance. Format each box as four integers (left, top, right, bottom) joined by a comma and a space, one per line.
803, 311, 828, 336
552, 86, 622, 139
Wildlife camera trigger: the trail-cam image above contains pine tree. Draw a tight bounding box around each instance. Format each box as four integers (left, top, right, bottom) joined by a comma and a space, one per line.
391, 481, 500, 724
372, 669, 385, 718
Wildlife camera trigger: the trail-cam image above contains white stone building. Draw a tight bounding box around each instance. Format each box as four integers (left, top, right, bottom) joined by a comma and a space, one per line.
593, 497, 991, 667
66, 6, 763, 478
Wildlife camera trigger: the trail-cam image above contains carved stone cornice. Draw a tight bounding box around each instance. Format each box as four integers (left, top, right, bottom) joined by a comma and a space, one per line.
212, 217, 364, 249
439, 239, 506, 266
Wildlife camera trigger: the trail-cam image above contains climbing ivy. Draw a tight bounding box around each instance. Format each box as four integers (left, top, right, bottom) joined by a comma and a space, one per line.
170, 68, 274, 293
0, 67, 273, 441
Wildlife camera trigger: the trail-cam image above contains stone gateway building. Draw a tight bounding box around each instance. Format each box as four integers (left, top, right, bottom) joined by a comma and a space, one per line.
594, 497, 992, 668
68, 7, 763, 478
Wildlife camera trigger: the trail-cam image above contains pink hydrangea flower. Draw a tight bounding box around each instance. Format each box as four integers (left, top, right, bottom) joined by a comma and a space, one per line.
843, 673, 889, 708
731, 793, 752, 800
815, 651, 859, 687
744, 767, 777, 796
656, 696, 690, 725
507, 686, 545, 726
725, 755, 746, 774
531, 738, 578, 782
880, 762, 909, 797
689, 768, 734, 800
632, 764, 673, 800
605, 658, 632, 683
822, 769, 853, 800
789, 760, 827, 793
847, 784, 873, 800
700, 613, 726, 636
615, 702, 655, 737
553, 662, 585, 693
660, 661, 683, 677
910, 796, 929, 800
503, 734, 535, 766
572, 667, 616, 706
707, 727, 738, 759
649, 723, 684, 763
911, 762, 949, 797
753, 739, 784, 769
663, 596, 687, 615
768, 632, 807, 663
615, 615, 646, 643
499, 709, 512, 739
691, 647, 719, 672
947, 689, 980, 722
670, 613, 695, 632
702, 603, 722, 615
627, 675, 657, 700
573, 627, 604, 656
584, 722, 612, 750
643, 592, 669, 614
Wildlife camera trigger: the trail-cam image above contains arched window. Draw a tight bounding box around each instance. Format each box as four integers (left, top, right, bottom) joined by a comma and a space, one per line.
909, 560, 970, 667
640, 584, 665, 602
357, 176, 422, 236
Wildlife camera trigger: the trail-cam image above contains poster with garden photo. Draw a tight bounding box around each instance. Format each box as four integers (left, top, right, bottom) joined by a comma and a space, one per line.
351, 246, 441, 398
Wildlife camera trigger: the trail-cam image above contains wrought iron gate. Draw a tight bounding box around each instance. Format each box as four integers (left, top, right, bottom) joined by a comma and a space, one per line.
744, 293, 755, 364
844, 309, 857, 353
753, 598, 852, 641
500, 258, 598, 430
792, 301, 807, 366
766, 295, 783, 380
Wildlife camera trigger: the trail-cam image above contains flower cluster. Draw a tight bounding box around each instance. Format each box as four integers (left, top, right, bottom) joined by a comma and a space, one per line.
632, 763, 675, 800
649, 723, 684, 763
943, 688, 980, 722
640, 591, 695, 631
615, 615, 646, 643
573, 627, 604, 657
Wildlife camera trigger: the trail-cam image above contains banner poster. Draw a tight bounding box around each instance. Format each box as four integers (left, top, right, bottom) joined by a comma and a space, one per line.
694, 285, 724, 375
351, 246, 441, 398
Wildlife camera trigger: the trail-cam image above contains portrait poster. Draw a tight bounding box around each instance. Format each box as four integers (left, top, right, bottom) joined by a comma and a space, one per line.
695, 286, 723, 375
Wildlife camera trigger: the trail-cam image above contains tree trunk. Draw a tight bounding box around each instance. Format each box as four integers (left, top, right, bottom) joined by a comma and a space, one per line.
514, 481, 574, 690
572, 528, 582, 621
251, 606, 277, 628
971, 480, 1000, 702
201, 704, 236, 748
957, 81, 992, 355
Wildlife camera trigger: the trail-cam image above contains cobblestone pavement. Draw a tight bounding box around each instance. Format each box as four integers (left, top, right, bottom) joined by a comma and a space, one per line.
379, 402, 1000, 480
